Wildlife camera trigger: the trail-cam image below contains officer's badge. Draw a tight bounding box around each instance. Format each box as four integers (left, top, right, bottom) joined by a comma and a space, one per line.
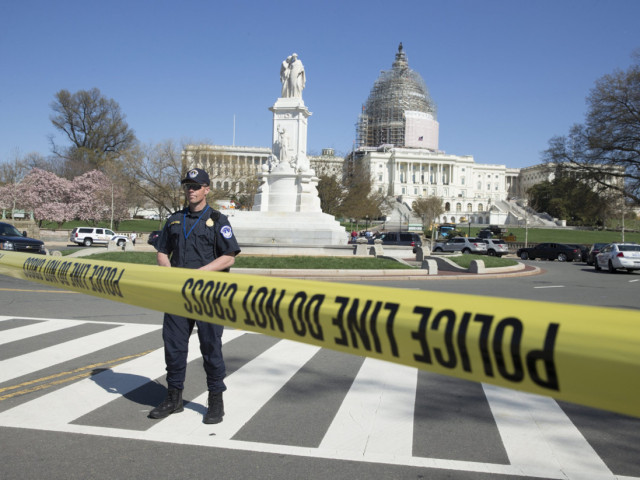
206, 218, 214, 227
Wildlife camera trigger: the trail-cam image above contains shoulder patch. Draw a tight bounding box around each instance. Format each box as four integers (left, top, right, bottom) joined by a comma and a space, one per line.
170, 220, 181, 226
221, 225, 233, 239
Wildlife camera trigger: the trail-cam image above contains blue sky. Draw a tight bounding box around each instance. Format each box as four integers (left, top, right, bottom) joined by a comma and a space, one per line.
1, 0, 638, 169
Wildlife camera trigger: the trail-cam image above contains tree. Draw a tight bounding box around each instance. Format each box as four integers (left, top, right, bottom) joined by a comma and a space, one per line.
412, 196, 444, 231
316, 173, 345, 216
50, 88, 137, 175
123, 141, 187, 217
230, 175, 260, 210
544, 55, 640, 203
340, 158, 380, 221
70, 170, 129, 227
527, 176, 611, 226
19, 168, 74, 227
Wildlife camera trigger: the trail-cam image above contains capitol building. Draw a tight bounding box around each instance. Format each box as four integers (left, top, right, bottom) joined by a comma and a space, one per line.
185, 44, 558, 226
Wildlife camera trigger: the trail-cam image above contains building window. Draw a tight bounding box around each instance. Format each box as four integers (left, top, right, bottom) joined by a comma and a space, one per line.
467, 203, 472, 212
445, 202, 451, 212
478, 203, 484, 212
456, 203, 462, 212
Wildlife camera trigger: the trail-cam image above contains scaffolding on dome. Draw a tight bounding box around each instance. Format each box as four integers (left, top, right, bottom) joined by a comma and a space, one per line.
355, 43, 437, 149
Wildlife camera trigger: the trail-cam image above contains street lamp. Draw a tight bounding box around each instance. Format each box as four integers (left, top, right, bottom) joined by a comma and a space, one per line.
523, 199, 529, 248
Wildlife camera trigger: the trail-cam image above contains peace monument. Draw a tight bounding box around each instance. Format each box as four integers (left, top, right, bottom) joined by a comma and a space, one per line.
224, 54, 348, 245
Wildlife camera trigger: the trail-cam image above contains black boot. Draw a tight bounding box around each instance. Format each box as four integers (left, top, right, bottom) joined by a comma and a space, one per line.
149, 388, 183, 419
204, 391, 224, 424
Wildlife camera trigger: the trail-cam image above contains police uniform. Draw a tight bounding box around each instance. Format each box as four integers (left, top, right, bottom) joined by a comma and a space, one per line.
155, 203, 241, 394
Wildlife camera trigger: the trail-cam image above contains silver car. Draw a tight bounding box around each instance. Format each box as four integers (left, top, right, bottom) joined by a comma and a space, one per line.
595, 243, 640, 273
482, 238, 509, 257
433, 237, 488, 254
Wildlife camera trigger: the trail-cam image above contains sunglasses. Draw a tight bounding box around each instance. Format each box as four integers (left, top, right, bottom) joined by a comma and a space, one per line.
183, 183, 205, 191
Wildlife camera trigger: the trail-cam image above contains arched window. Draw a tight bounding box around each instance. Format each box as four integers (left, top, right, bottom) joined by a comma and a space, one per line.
467, 203, 473, 212
478, 203, 484, 212
456, 203, 462, 212
445, 202, 451, 212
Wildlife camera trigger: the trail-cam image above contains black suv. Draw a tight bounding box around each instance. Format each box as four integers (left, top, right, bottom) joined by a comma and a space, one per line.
0, 222, 46, 254
373, 232, 422, 249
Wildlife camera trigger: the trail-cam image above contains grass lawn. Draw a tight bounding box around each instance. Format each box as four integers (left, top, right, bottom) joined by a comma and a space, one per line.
73, 251, 518, 270
474, 227, 640, 245
445, 254, 518, 268
84, 252, 414, 269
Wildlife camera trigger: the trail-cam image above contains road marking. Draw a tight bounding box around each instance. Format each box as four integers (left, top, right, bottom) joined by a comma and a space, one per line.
0, 316, 637, 480
0, 322, 160, 384
0, 349, 156, 400
0, 288, 78, 293
484, 384, 615, 479
148, 339, 322, 439
533, 285, 565, 289
320, 357, 417, 456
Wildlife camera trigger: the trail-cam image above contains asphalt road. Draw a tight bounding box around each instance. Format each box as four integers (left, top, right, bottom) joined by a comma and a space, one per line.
0, 260, 639, 480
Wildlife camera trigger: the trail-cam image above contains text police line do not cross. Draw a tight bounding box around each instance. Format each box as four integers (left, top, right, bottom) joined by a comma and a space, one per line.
0, 251, 638, 418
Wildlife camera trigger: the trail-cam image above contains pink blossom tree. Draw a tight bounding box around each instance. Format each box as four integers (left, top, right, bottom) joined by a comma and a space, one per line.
0, 183, 20, 218
71, 170, 129, 227
19, 168, 74, 227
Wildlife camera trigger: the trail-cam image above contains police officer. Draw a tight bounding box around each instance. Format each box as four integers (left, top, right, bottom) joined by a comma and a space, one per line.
149, 168, 241, 424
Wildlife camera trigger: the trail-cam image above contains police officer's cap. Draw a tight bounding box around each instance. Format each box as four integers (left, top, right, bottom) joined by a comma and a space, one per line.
181, 168, 210, 186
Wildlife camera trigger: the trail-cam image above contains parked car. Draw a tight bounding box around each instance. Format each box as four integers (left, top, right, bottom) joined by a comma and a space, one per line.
482, 238, 509, 257
516, 243, 581, 262
70, 227, 128, 247
147, 230, 162, 246
0, 221, 46, 254
567, 244, 589, 262
433, 237, 488, 254
373, 232, 422, 249
594, 243, 640, 273
586, 243, 609, 266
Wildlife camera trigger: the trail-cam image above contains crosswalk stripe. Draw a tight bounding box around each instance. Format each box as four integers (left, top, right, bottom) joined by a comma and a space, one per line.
319, 357, 417, 456
147, 338, 321, 441
483, 384, 615, 480
0, 322, 160, 384
0, 329, 247, 429
0, 318, 86, 345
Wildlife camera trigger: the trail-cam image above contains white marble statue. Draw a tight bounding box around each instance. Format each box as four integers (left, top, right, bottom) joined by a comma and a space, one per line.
280, 53, 305, 99
277, 127, 290, 163
280, 55, 292, 97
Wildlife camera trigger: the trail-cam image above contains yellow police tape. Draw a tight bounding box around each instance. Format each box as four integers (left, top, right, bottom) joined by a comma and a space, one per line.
0, 251, 638, 418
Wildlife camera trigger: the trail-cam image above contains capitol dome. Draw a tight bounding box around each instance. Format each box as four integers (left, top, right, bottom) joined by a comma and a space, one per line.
357, 43, 439, 150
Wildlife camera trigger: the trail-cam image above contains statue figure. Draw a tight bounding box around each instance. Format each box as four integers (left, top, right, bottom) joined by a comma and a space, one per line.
279, 53, 305, 99
287, 53, 305, 98
277, 127, 290, 163
280, 55, 292, 97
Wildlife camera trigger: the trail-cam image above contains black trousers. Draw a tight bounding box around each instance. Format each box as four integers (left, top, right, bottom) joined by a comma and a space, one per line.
161, 313, 226, 392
